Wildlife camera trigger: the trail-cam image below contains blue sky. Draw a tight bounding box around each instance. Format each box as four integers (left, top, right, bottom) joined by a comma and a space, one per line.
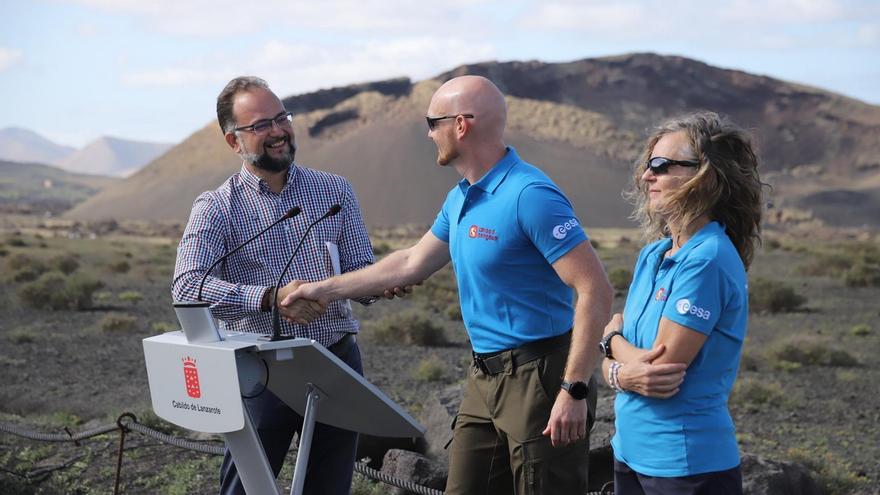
1, 0, 878, 147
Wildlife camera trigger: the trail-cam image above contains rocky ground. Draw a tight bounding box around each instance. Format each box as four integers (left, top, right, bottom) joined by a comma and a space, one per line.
0, 218, 878, 494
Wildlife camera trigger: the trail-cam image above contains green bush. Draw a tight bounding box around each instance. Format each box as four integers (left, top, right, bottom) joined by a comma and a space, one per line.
119, 290, 144, 303
413, 356, 447, 382
8, 328, 37, 344
50, 254, 79, 274
7, 237, 27, 247
10, 267, 41, 282
607, 267, 632, 291
368, 310, 447, 346
767, 338, 858, 368
749, 278, 806, 313
17, 271, 104, 310
850, 324, 871, 337
100, 313, 138, 332
5, 252, 44, 272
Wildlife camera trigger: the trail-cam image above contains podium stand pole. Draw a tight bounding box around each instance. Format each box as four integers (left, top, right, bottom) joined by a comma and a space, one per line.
225, 404, 282, 495
290, 384, 321, 495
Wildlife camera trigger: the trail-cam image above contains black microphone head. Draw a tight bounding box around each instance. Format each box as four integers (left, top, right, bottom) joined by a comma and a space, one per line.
285, 206, 302, 219
328, 204, 342, 216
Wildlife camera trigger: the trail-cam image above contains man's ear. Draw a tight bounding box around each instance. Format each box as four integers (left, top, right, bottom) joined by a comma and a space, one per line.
455, 116, 469, 140
224, 132, 240, 153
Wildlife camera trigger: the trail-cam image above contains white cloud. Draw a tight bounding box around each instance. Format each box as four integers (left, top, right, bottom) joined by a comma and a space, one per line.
120, 37, 496, 94
121, 67, 228, 87
0, 47, 23, 72
525, 1, 648, 31
61, 0, 496, 37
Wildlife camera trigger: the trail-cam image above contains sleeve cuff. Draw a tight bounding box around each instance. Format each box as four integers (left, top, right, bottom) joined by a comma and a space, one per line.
242, 285, 271, 313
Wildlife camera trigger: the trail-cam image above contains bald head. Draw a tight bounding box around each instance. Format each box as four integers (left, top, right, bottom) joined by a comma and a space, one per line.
429, 76, 507, 141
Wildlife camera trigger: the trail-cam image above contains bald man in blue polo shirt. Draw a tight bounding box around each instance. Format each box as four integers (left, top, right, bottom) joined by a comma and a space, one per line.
282, 75, 613, 494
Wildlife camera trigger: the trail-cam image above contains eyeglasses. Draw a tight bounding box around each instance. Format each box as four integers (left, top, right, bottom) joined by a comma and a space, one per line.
426, 113, 474, 130
645, 156, 700, 175
234, 111, 293, 134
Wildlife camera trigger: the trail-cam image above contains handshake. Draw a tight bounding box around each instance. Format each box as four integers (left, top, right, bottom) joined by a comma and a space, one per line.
270, 280, 415, 325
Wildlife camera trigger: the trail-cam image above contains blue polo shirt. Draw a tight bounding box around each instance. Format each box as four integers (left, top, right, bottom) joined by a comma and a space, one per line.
612, 221, 748, 476
430, 147, 587, 353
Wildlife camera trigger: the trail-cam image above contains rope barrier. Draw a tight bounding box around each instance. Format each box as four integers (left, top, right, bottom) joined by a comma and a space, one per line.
0, 414, 612, 494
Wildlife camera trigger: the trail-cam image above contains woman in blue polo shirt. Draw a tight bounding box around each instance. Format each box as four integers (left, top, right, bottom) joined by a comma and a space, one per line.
599, 112, 764, 494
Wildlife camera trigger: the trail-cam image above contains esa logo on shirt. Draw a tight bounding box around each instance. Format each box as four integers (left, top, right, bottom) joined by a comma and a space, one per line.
675, 298, 711, 320
552, 218, 579, 240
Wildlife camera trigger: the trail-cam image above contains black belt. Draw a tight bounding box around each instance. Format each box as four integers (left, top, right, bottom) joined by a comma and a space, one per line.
328, 333, 356, 358
472, 331, 571, 375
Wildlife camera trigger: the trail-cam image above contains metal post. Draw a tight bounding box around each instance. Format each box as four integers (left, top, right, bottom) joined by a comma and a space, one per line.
290, 383, 321, 495
225, 401, 282, 495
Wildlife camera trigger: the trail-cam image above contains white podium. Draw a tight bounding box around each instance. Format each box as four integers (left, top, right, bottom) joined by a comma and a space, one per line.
143, 304, 425, 495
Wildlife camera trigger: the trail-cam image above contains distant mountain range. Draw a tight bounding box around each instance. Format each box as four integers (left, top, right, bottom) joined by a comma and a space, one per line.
53, 53, 880, 229
0, 128, 173, 177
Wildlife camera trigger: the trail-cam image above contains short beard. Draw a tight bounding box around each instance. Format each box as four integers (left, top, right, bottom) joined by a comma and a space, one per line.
240, 136, 296, 173
437, 144, 458, 166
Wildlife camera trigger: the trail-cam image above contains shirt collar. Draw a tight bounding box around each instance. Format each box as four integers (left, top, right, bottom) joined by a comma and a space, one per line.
457, 146, 519, 195
239, 163, 299, 194
666, 221, 725, 263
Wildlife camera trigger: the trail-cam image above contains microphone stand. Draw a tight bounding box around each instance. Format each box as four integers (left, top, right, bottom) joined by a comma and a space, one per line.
265, 204, 342, 341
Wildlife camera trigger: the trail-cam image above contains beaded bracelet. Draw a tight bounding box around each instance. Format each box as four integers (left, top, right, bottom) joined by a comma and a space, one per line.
610, 361, 625, 393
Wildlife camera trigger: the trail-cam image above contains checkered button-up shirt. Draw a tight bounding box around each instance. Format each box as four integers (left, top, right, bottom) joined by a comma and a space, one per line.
172, 164, 375, 346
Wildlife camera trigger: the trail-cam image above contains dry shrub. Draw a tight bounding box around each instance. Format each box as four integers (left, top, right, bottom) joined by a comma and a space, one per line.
787, 446, 865, 495
17, 271, 104, 310
6, 253, 45, 272
367, 310, 447, 346
731, 378, 790, 410
749, 278, 806, 313
413, 355, 446, 382
119, 290, 144, 303
100, 313, 137, 332
842, 261, 880, 288
50, 254, 79, 275
107, 260, 131, 273
766, 337, 858, 368
850, 324, 871, 337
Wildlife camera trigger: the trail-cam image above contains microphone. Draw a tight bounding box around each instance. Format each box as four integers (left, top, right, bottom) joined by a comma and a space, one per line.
196, 206, 301, 301
266, 204, 342, 341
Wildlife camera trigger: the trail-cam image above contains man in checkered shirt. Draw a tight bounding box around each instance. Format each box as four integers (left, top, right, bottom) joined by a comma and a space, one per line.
172, 76, 377, 495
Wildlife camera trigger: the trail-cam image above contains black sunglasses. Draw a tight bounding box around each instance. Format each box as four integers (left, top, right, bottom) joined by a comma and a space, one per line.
234, 111, 293, 134
645, 156, 701, 175
426, 113, 474, 130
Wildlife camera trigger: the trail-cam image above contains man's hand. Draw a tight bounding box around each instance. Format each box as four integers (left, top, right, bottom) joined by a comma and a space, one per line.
382, 283, 419, 299
276, 280, 326, 325
541, 391, 588, 448
617, 345, 686, 398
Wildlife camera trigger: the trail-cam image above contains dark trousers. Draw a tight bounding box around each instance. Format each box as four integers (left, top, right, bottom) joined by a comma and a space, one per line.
445, 345, 596, 495
613, 459, 743, 495
219, 340, 362, 495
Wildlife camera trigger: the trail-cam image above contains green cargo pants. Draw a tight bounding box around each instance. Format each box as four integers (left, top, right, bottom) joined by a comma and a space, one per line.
445, 346, 597, 495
